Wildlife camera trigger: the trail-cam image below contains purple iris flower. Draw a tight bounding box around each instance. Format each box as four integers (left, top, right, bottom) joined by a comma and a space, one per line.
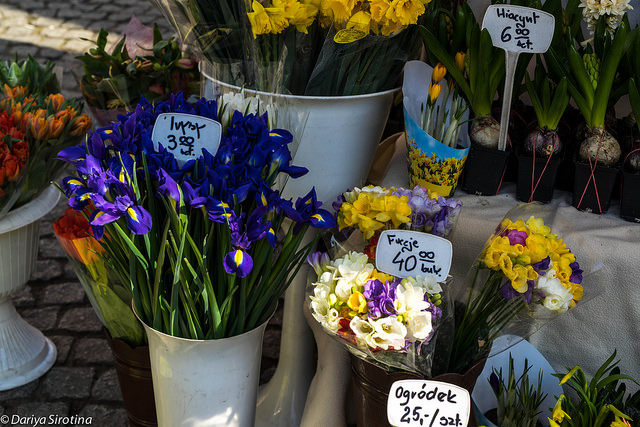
156, 168, 182, 210
224, 249, 253, 278
89, 194, 152, 237
292, 189, 336, 232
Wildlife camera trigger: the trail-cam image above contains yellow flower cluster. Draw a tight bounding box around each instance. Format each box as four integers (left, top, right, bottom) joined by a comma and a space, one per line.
407, 139, 466, 188
247, 0, 431, 38
483, 217, 583, 301
337, 187, 411, 239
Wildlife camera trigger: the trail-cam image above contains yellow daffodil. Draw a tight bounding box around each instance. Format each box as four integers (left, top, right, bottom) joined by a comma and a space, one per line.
347, 10, 373, 34
324, 0, 357, 23
385, 0, 426, 26
247, 0, 288, 37
279, 0, 318, 33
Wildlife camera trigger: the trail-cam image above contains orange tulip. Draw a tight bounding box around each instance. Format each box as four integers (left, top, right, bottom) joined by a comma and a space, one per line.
30, 116, 50, 140
45, 93, 66, 112
69, 114, 92, 137
47, 117, 66, 139
12, 140, 29, 164
3, 153, 21, 181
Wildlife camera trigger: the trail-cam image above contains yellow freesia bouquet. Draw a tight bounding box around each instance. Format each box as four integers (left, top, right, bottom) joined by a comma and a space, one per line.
151, 0, 429, 95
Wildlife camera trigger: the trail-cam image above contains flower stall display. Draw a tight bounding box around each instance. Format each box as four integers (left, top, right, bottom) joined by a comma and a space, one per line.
76, 18, 199, 124
0, 55, 92, 390
57, 93, 335, 427
403, 60, 471, 197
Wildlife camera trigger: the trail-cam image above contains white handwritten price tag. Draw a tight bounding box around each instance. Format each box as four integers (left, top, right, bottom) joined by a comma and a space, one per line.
482, 5, 555, 53
375, 230, 452, 282
481, 5, 555, 152
387, 380, 470, 426
151, 113, 222, 166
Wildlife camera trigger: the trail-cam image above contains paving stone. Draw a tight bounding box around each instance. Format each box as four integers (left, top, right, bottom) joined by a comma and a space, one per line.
77, 404, 128, 426
63, 38, 95, 53
0, 380, 38, 401
42, 367, 94, 399
49, 335, 74, 363
58, 307, 103, 332
10, 284, 35, 307
19, 306, 59, 331
38, 236, 66, 259
56, 8, 85, 20
91, 369, 122, 401
30, 259, 63, 282
73, 338, 113, 364
43, 282, 86, 305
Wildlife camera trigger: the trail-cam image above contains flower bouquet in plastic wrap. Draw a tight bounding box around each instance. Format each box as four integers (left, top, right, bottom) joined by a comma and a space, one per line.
0, 56, 92, 217
53, 207, 145, 346
307, 184, 462, 376
444, 204, 593, 379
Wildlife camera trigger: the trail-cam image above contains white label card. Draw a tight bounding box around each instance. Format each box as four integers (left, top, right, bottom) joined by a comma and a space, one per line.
375, 230, 452, 282
151, 113, 222, 166
482, 5, 555, 53
387, 380, 470, 426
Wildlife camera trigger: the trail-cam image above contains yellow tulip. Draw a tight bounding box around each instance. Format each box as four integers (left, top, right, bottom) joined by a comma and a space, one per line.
428, 82, 442, 104
455, 51, 466, 73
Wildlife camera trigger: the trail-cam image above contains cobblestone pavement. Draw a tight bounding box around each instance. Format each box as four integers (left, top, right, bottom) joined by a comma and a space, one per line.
0, 2, 282, 425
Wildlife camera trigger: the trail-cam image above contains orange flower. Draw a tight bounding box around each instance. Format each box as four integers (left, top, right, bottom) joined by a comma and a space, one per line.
47, 117, 66, 139
2, 153, 22, 181
55, 107, 77, 125
12, 140, 29, 164
29, 115, 50, 140
45, 93, 65, 112
69, 114, 92, 137
53, 207, 104, 265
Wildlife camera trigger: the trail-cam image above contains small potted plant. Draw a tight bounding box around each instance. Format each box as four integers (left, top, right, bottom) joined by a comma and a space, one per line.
547, 9, 630, 213
419, 2, 509, 196
550, 351, 638, 426
76, 22, 199, 126
516, 59, 571, 203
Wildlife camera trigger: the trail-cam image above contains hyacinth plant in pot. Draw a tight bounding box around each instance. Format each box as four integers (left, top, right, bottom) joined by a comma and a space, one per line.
57, 93, 335, 427
517, 59, 571, 203
547, 12, 630, 213
419, 2, 508, 196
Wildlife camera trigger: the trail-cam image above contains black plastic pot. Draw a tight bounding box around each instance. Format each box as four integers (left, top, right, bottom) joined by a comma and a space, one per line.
516, 150, 563, 203
461, 144, 511, 196
620, 170, 640, 222
572, 159, 619, 214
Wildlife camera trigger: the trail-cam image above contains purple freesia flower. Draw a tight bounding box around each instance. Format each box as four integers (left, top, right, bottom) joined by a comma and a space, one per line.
532, 257, 551, 274
363, 279, 398, 319
506, 229, 528, 246
570, 261, 583, 284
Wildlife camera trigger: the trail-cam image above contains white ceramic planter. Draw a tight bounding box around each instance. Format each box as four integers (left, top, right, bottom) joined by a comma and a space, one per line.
0, 185, 60, 390
142, 319, 270, 427
202, 72, 397, 205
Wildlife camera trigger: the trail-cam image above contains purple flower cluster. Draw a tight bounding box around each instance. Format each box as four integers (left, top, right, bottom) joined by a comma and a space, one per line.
363, 279, 399, 319
391, 185, 462, 237
58, 93, 336, 278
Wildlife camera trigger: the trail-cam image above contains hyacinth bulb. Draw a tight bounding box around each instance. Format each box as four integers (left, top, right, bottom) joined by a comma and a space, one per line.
469, 115, 500, 149
578, 127, 621, 167
524, 126, 562, 157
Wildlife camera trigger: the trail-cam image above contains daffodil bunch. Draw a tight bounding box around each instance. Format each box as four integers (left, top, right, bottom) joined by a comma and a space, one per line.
419, 58, 469, 148
307, 250, 444, 374
57, 93, 335, 340
0, 75, 92, 215
550, 351, 637, 427
449, 212, 584, 374
333, 184, 461, 258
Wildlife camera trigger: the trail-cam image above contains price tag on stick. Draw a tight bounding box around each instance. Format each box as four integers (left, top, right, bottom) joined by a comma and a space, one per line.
482, 5, 555, 151
375, 230, 452, 282
151, 113, 222, 166
387, 380, 471, 426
